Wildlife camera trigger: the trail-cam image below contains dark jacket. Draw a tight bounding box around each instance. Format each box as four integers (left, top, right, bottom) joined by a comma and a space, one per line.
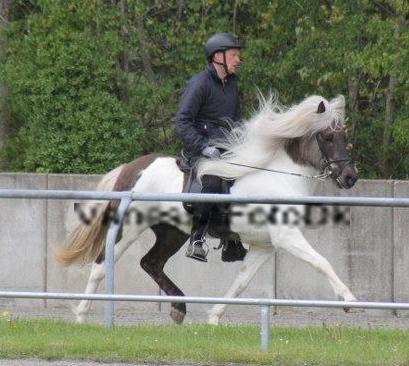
176, 64, 241, 158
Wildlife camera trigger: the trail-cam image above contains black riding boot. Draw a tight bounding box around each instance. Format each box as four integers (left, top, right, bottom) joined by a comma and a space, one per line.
221, 238, 248, 262
185, 214, 209, 262
185, 174, 224, 262
215, 211, 247, 262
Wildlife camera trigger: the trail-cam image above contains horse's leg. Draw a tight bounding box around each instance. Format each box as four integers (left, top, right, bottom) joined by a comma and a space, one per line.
140, 223, 189, 324
208, 245, 274, 325
271, 226, 357, 304
73, 235, 138, 323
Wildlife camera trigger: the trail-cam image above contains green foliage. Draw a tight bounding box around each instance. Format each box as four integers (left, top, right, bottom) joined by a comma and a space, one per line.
0, 0, 409, 177
0, 0, 144, 173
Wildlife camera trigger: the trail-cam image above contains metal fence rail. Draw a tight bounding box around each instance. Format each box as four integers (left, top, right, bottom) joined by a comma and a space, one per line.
3, 188, 409, 207
1, 188, 409, 352
4, 291, 409, 309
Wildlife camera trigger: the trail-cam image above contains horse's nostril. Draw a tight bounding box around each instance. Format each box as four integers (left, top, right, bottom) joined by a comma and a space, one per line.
346, 175, 357, 187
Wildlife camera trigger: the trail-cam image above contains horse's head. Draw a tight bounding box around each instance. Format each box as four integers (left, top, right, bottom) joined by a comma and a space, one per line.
285, 100, 358, 189
314, 103, 358, 189
315, 127, 358, 189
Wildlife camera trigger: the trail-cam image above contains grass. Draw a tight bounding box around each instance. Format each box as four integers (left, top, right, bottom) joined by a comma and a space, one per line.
0, 317, 409, 365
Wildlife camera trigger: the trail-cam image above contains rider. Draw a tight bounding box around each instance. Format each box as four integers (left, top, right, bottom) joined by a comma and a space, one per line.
176, 32, 247, 262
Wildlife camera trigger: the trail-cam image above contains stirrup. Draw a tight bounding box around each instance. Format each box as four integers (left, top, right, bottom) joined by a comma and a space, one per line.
185, 240, 209, 262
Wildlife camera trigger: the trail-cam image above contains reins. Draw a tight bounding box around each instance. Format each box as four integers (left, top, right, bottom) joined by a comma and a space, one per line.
225, 161, 330, 180
223, 131, 354, 181
225, 158, 354, 181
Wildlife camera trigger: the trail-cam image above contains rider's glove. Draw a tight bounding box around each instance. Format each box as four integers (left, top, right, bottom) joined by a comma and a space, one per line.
201, 146, 221, 159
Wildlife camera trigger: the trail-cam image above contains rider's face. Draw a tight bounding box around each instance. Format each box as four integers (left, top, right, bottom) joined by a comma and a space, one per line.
214, 48, 241, 75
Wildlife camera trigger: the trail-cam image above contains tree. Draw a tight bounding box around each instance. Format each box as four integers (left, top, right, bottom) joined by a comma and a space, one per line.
0, 0, 10, 151
0, 0, 408, 178
0, 0, 145, 173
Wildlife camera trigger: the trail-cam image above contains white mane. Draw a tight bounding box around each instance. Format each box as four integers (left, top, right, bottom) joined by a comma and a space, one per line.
196, 93, 345, 180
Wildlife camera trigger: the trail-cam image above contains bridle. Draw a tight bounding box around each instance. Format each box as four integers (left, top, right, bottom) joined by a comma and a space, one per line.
316, 132, 355, 180
319, 157, 354, 179
224, 135, 355, 181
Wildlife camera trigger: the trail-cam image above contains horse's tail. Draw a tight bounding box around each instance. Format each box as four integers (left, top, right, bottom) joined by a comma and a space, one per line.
55, 154, 160, 266
55, 164, 124, 266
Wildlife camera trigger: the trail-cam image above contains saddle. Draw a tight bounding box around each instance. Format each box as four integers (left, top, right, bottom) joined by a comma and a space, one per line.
176, 156, 239, 242
176, 156, 202, 214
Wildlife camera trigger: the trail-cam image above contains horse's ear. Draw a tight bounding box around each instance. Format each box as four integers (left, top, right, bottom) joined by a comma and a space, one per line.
317, 101, 326, 114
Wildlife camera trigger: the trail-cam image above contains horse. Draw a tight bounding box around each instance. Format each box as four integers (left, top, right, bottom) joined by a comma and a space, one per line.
56, 94, 359, 325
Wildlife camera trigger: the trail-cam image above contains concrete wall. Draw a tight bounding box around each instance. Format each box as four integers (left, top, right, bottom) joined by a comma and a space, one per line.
1, 173, 408, 319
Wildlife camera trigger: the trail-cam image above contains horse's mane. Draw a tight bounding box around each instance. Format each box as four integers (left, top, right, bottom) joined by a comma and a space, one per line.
196, 93, 345, 180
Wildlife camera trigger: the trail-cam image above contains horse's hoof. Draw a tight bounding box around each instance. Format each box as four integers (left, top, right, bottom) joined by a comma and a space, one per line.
207, 315, 219, 325
344, 306, 364, 314
74, 310, 86, 323
72, 305, 86, 323
170, 306, 185, 324
76, 315, 86, 323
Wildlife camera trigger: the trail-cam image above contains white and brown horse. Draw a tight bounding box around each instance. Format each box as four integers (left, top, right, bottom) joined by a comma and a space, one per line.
56, 94, 358, 325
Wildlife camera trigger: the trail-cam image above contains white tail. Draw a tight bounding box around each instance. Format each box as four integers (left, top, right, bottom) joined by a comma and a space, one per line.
55, 164, 124, 265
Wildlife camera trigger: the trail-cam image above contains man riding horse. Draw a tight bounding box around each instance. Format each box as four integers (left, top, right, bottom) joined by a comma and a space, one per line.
176, 32, 247, 262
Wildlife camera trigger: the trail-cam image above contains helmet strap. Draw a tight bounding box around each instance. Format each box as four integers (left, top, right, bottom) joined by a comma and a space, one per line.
212, 51, 229, 76
222, 51, 229, 75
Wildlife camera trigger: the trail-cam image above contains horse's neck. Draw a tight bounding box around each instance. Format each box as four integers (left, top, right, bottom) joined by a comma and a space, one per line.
233, 146, 319, 197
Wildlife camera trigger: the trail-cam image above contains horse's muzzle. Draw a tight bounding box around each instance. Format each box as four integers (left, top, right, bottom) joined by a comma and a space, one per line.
335, 163, 358, 189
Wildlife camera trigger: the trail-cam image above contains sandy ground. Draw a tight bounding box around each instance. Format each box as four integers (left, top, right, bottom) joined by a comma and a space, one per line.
2, 304, 409, 328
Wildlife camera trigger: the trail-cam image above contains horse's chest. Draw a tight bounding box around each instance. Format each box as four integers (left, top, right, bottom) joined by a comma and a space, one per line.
228, 204, 272, 242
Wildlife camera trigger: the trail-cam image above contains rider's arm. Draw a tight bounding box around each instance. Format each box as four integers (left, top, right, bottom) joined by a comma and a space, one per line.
176, 78, 209, 156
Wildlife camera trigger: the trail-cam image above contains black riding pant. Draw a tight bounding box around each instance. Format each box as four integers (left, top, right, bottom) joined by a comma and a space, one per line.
191, 174, 223, 240
193, 174, 221, 214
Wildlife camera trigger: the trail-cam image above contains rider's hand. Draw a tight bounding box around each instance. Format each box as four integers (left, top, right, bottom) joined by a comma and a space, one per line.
201, 146, 221, 159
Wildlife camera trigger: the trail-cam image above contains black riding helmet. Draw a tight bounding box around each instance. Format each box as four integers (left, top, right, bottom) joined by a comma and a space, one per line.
205, 33, 241, 62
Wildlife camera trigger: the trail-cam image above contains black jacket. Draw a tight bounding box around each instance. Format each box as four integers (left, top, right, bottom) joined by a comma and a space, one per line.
176, 64, 241, 158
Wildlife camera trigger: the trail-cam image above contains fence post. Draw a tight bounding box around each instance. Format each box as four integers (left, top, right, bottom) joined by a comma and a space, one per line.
104, 195, 132, 327
260, 305, 270, 351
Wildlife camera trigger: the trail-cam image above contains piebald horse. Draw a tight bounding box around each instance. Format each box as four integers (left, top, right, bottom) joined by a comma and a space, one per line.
56, 94, 358, 325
